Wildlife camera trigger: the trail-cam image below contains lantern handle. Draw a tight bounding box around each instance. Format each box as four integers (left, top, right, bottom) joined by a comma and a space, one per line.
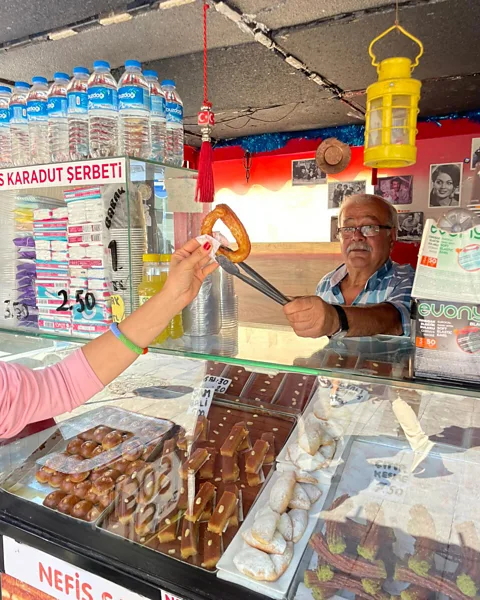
369, 24, 424, 72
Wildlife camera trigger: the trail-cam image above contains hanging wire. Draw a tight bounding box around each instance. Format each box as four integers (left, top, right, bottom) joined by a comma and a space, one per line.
395, 0, 399, 25
202, 0, 210, 106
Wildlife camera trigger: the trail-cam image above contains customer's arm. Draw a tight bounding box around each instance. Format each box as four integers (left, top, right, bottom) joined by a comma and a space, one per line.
0, 239, 216, 438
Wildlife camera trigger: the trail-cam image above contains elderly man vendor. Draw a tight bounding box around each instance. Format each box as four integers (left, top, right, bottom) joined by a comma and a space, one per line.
284, 194, 414, 339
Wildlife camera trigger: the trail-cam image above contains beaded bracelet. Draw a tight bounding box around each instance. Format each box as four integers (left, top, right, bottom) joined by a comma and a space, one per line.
110, 323, 148, 355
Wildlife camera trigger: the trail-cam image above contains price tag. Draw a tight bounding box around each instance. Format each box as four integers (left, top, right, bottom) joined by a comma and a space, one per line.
331, 383, 369, 406
3, 300, 29, 319
111, 294, 126, 323
187, 387, 215, 417
56, 289, 96, 313
203, 375, 232, 394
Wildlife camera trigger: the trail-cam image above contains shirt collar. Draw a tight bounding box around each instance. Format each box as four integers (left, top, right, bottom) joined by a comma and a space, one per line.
329, 258, 393, 291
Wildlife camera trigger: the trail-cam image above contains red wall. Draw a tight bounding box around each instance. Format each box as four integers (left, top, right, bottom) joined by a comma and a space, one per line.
210, 118, 480, 200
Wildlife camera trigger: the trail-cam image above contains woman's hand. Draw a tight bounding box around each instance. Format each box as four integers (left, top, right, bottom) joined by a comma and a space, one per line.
162, 239, 219, 309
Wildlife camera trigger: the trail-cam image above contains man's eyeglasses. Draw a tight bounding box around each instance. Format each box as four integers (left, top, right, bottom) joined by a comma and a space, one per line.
337, 225, 392, 238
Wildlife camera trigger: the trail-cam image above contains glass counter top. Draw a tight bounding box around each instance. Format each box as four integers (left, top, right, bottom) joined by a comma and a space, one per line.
1, 323, 478, 399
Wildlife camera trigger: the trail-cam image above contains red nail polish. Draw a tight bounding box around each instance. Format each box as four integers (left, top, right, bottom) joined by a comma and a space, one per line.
203, 242, 212, 251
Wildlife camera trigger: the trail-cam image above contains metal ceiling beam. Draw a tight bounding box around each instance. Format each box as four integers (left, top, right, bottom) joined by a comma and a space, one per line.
271, 0, 450, 37
208, 0, 366, 118
0, 1, 161, 54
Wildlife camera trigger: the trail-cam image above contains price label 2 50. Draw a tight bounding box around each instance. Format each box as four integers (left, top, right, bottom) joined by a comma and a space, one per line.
56, 289, 96, 313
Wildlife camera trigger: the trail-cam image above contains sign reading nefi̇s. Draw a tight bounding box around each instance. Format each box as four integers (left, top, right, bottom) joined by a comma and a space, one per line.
3, 536, 184, 600
0, 157, 126, 190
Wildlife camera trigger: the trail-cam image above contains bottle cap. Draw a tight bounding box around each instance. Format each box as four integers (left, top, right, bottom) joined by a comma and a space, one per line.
0, 86, 11, 94
15, 81, 30, 89
54, 72, 70, 81
142, 253, 162, 262
143, 70, 158, 79
161, 79, 175, 87
73, 67, 89, 76
32, 76, 48, 85
93, 60, 110, 70
125, 60, 141, 69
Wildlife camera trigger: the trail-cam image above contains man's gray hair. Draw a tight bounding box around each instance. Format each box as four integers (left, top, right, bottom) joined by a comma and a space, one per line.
338, 193, 398, 229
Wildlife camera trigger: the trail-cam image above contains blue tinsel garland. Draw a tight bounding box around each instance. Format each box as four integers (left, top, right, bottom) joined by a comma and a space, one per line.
215, 109, 480, 154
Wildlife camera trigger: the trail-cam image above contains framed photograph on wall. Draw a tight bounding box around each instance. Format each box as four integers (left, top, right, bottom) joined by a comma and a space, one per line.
429, 163, 462, 207
292, 158, 326, 186
327, 180, 366, 208
471, 138, 480, 170
374, 175, 413, 205
330, 216, 339, 241
397, 211, 424, 241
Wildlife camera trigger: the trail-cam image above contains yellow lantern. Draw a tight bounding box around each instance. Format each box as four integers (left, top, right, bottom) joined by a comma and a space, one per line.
364, 24, 424, 168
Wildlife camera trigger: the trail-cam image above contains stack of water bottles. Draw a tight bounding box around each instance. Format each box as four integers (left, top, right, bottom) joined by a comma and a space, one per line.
0, 60, 184, 168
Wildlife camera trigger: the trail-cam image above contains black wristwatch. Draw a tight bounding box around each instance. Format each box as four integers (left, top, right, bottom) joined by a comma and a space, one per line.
330, 304, 349, 339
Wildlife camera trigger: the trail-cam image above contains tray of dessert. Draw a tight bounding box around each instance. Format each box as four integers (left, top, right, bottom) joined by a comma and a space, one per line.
293, 435, 480, 600
0, 407, 176, 524
275, 386, 347, 484
217, 469, 330, 599
99, 399, 297, 571
205, 361, 318, 413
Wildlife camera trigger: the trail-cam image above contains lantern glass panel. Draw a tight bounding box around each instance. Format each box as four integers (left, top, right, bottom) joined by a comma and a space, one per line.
368, 109, 383, 147
391, 97, 410, 145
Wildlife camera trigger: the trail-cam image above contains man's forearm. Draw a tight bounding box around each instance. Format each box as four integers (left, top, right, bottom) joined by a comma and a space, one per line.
343, 303, 404, 337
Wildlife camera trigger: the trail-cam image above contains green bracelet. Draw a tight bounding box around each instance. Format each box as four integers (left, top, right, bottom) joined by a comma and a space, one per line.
110, 323, 148, 355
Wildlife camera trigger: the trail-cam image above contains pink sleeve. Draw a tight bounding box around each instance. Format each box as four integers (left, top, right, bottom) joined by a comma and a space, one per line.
0, 349, 104, 439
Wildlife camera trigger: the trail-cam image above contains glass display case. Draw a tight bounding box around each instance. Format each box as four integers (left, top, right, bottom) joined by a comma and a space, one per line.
0, 334, 479, 600
0, 157, 479, 600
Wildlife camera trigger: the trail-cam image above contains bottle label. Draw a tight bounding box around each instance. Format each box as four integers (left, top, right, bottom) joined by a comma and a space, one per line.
139, 295, 150, 306
88, 87, 118, 112
10, 103, 27, 123
118, 86, 149, 111
166, 101, 183, 123
151, 94, 166, 117
0, 108, 10, 126
27, 100, 48, 121
67, 91, 88, 114
47, 96, 67, 118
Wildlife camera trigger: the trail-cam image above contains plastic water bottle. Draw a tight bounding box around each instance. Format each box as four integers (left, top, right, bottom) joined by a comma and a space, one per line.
0, 86, 11, 167
67, 66, 89, 160
118, 60, 151, 158
48, 72, 70, 163
144, 70, 165, 162
27, 76, 49, 164
162, 80, 184, 167
88, 61, 118, 158
10, 81, 30, 166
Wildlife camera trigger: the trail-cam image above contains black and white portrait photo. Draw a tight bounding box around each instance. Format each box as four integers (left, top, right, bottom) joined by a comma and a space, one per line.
471, 138, 480, 170
327, 180, 366, 208
429, 163, 462, 207
397, 212, 424, 241
374, 175, 413, 205
292, 159, 326, 186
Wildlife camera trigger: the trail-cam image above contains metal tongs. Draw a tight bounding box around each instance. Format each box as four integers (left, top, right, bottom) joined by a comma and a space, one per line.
216, 248, 289, 306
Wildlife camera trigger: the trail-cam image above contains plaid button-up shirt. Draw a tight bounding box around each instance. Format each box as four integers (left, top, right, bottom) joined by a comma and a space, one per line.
315, 258, 414, 336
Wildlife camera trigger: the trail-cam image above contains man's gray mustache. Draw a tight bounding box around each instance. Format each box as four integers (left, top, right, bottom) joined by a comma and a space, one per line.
347, 243, 372, 254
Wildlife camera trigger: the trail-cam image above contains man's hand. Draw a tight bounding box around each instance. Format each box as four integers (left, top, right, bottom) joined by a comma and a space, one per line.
283, 296, 340, 338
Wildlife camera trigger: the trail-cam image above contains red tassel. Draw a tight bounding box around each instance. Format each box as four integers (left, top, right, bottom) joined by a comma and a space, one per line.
371, 167, 378, 186
195, 3, 215, 203
195, 139, 215, 203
